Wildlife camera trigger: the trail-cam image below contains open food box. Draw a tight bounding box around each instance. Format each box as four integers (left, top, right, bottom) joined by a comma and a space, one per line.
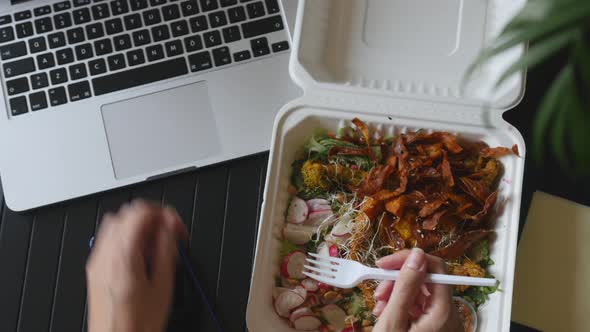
247, 0, 527, 331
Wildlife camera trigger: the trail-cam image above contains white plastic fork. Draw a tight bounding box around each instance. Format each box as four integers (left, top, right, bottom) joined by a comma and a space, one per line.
303, 253, 497, 288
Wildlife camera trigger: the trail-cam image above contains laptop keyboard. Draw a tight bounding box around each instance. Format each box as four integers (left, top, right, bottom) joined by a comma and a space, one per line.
0, 0, 289, 116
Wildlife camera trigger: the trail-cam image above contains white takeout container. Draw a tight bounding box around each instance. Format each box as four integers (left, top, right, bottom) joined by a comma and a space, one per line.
247, 1, 527, 331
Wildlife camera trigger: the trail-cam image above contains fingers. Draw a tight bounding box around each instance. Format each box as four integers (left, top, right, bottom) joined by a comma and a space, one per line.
374, 280, 394, 301
378, 248, 427, 330
423, 255, 453, 318
151, 222, 178, 287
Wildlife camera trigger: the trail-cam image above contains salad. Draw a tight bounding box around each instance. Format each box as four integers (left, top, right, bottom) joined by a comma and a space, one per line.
274, 118, 517, 331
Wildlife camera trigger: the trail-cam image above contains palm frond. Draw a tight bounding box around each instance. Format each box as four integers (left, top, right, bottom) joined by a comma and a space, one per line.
466, 0, 590, 175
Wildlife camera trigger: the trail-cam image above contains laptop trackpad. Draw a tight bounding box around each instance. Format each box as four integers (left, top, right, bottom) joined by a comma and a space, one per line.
101, 82, 221, 179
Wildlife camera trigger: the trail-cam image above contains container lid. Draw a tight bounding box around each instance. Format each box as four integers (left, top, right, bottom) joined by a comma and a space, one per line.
289, 0, 527, 112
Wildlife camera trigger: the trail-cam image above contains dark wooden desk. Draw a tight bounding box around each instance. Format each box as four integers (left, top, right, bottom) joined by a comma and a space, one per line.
0, 56, 581, 331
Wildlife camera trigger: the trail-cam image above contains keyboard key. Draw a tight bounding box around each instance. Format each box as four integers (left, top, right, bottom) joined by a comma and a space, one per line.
92, 58, 188, 96
86, 23, 105, 39
35, 6, 52, 17
150, 0, 167, 5
15, 11, 32, 22
89, 58, 107, 75
242, 15, 283, 38
37, 52, 56, 69
250, 36, 269, 57
227, 6, 245, 23
203, 30, 221, 47
246, 2, 265, 18
57, 48, 75, 64
74, 0, 92, 7
199, 0, 219, 12
67, 27, 86, 44
189, 16, 208, 32
31, 72, 49, 89
68, 81, 92, 101
171, 20, 189, 37
123, 13, 142, 30
54, 12, 73, 29
54, 1, 72, 12
222, 25, 240, 43
29, 37, 48, 54
165, 39, 183, 57
75, 43, 93, 60
152, 25, 170, 41
163, 4, 181, 21
114, 34, 132, 50
3, 58, 35, 78
0, 15, 11, 26
209, 11, 227, 28
9, 96, 28, 116
220, 0, 237, 7
126, 49, 145, 66
272, 40, 288, 52
93, 57, 188, 95
188, 50, 212, 71
92, 4, 110, 20
95, 38, 113, 55
6, 77, 29, 95
265, 0, 280, 14
105, 18, 124, 34
130, 0, 148, 11
107, 53, 126, 70
132, 29, 151, 46
73, 8, 92, 24
110, 0, 130, 15
233, 49, 250, 61
184, 35, 202, 52
146, 44, 165, 61
50, 68, 68, 84
16, 22, 34, 39
143, 9, 162, 26
35, 17, 54, 34
0, 26, 15, 43
69, 63, 88, 79
48, 87, 68, 106
1, 41, 27, 60
181, 1, 200, 17
30, 91, 48, 111
48, 32, 66, 48
212, 46, 230, 66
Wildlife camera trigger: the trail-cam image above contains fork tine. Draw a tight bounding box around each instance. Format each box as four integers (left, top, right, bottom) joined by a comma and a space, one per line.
304, 265, 336, 278
308, 252, 341, 264
305, 258, 335, 270
303, 271, 333, 285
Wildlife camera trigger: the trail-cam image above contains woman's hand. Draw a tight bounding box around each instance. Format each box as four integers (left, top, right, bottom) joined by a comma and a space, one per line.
86, 200, 187, 332
372, 248, 463, 332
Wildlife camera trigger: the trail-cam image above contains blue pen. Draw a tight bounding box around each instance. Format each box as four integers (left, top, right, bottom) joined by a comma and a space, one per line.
89, 236, 223, 331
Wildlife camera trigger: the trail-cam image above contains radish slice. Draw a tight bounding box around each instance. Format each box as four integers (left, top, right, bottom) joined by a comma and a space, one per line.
329, 244, 340, 257
272, 287, 290, 299
281, 251, 307, 279
321, 304, 347, 330
290, 307, 313, 322
306, 210, 333, 225
274, 290, 305, 318
287, 197, 309, 224
302, 278, 319, 292
317, 242, 330, 257
293, 285, 307, 299
306, 199, 331, 211
283, 224, 317, 245
330, 219, 354, 237
293, 316, 322, 331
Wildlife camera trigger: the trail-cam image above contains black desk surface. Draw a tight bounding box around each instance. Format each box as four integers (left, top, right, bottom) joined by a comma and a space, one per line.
0, 56, 583, 332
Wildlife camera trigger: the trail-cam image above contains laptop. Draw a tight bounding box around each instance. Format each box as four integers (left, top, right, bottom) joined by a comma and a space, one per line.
0, 0, 300, 211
